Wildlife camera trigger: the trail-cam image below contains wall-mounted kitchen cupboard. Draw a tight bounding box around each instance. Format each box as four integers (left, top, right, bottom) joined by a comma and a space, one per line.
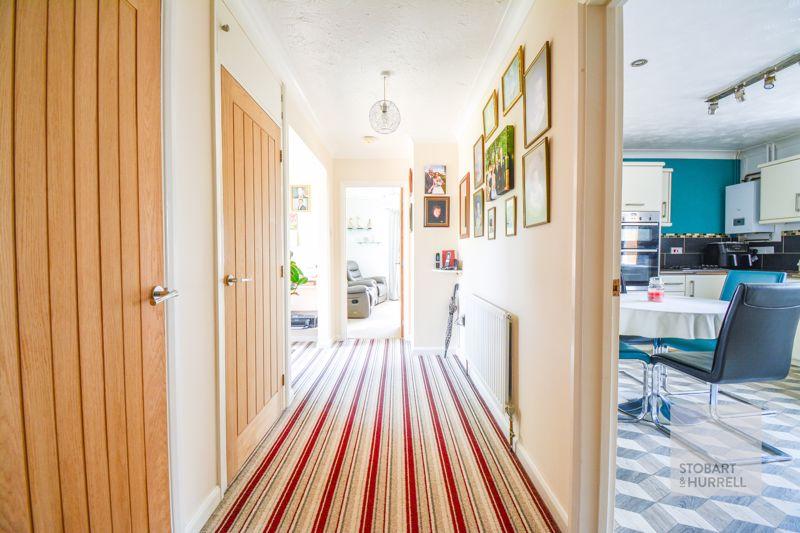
661, 168, 673, 226
622, 162, 665, 212
759, 154, 800, 223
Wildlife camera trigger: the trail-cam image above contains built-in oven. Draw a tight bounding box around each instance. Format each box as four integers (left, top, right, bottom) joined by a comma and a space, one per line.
620, 211, 661, 291
621, 211, 660, 250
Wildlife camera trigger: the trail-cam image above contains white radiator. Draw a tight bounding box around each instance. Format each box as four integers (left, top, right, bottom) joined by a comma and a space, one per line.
461, 293, 514, 442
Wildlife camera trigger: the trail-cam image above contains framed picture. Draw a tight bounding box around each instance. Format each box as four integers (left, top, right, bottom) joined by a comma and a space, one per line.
485, 125, 515, 201
423, 196, 450, 227
482, 90, 498, 139
408, 168, 413, 194
288, 212, 298, 230
424, 165, 446, 195
472, 135, 484, 189
522, 137, 550, 227
409, 203, 413, 233
472, 188, 484, 237
523, 41, 551, 147
291, 185, 310, 212
505, 196, 517, 236
459, 173, 470, 239
502, 45, 524, 115
487, 207, 496, 240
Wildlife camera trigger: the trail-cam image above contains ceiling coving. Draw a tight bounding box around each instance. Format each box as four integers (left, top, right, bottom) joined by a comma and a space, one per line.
369, 72, 401, 135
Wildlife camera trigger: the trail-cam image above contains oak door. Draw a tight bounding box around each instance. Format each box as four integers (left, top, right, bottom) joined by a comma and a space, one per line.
221, 68, 286, 482
0, 0, 170, 531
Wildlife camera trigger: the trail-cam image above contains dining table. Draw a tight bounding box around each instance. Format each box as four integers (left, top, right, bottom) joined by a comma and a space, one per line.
618, 292, 730, 421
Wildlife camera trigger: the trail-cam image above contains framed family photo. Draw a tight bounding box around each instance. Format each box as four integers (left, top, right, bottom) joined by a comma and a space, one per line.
484, 125, 515, 201
424, 196, 450, 227
472, 188, 484, 237
291, 185, 311, 212
482, 90, 498, 140
523, 41, 551, 147
472, 135, 484, 189
502, 46, 524, 115
487, 207, 496, 240
522, 137, 550, 227
424, 164, 446, 194
459, 173, 470, 239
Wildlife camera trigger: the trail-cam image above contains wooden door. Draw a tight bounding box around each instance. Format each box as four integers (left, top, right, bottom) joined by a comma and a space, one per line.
221, 68, 286, 483
0, 1, 169, 531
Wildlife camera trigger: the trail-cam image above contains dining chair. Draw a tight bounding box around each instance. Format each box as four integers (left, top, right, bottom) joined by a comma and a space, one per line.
662, 270, 787, 353
649, 283, 800, 465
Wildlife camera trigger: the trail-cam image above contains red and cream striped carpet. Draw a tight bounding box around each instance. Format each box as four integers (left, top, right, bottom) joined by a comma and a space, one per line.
203, 338, 559, 532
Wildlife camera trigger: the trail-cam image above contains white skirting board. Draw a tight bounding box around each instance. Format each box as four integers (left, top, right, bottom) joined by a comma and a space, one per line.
514, 443, 569, 532
183, 485, 221, 533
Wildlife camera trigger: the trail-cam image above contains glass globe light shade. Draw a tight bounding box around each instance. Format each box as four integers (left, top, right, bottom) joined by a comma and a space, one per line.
369, 99, 401, 134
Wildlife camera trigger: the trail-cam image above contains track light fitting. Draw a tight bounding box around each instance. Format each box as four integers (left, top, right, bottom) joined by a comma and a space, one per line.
704, 51, 799, 115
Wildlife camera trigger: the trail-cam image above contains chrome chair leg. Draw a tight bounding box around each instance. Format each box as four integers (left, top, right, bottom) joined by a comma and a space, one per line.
661, 368, 776, 416
650, 365, 791, 465
618, 360, 649, 423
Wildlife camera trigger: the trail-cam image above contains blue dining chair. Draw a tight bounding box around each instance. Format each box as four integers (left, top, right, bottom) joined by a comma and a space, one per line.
662, 270, 787, 352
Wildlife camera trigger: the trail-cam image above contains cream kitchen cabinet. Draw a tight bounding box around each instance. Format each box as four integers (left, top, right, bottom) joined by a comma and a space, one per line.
684, 274, 726, 299
661, 273, 686, 294
622, 162, 665, 212
661, 168, 673, 226
759, 154, 800, 223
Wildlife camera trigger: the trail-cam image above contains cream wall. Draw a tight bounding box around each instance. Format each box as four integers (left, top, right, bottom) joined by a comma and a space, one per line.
164, 1, 335, 531
456, 0, 581, 524
410, 143, 461, 349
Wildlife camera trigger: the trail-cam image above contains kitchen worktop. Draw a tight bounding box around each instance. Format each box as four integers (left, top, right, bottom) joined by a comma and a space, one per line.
661, 268, 800, 278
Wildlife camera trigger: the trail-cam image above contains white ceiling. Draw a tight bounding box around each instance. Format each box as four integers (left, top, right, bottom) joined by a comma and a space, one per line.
253, 0, 510, 158
623, 0, 800, 151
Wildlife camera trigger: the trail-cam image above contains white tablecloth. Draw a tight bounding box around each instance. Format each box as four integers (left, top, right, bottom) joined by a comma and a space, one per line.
619, 293, 729, 339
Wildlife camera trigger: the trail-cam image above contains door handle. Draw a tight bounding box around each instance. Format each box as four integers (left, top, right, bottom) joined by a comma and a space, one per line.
625, 202, 645, 207
151, 285, 179, 306
795, 193, 799, 212
688, 280, 695, 297
661, 201, 666, 218
225, 274, 253, 286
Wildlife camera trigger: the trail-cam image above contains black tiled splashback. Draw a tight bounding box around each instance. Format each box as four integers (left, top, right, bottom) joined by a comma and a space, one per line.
660, 233, 800, 272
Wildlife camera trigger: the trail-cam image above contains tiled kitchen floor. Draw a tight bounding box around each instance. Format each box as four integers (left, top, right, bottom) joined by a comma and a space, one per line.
614, 361, 800, 532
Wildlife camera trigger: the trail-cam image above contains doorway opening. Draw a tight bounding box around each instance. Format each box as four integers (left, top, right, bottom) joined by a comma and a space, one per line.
345, 187, 403, 339
607, 2, 800, 531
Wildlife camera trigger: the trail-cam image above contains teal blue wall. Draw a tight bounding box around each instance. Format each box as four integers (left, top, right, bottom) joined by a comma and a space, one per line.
624, 158, 740, 234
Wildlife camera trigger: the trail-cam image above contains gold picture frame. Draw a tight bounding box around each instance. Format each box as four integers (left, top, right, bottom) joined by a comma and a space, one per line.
502, 45, 524, 115
523, 41, 551, 148
522, 137, 550, 228
291, 184, 311, 212
423, 196, 450, 228
472, 188, 485, 237
482, 90, 498, 140
505, 196, 517, 236
459, 173, 470, 239
472, 135, 484, 189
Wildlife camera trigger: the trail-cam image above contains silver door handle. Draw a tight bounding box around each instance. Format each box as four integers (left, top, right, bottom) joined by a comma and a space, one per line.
689, 280, 695, 297
661, 201, 666, 218
625, 202, 645, 207
795, 193, 799, 212
225, 274, 253, 286
151, 285, 179, 306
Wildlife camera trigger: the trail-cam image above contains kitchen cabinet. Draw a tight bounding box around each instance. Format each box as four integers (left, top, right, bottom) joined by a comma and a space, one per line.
660, 273, 726, 298
661, 168, 673, 226
685, 274, 726, 299
622, 162, 665, 212
759, 154, 800, 223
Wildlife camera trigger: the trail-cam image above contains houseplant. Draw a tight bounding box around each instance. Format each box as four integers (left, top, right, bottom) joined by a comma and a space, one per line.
290, 260, 308, 295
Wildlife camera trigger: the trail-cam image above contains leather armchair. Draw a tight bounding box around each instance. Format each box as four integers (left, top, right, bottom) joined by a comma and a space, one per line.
346, 261, 387, 304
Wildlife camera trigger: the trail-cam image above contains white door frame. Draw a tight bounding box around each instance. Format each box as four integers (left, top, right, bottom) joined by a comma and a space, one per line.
570, 1, 624, 531
339, 182, 408, 340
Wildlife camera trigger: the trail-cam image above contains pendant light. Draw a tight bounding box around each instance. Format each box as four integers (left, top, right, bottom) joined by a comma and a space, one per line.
369, 71, 401, 134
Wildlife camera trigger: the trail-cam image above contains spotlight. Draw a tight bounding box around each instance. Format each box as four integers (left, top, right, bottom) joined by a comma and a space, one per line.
764, 72, 776, 90
707, 100, 719, 115
734, 85, 746, 102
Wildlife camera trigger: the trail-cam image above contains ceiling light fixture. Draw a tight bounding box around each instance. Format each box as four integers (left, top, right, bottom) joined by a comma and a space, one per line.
704, 51, 800, 113
362, 135, 377, 144
734, 85, 746, 103
707, 100, 719, 115
764, 71, 776, 90
369, 71, 401, 135
630, 58, 648, 67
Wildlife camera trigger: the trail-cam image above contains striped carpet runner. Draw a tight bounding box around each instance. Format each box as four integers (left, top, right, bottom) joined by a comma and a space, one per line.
203, 338, 559, 532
